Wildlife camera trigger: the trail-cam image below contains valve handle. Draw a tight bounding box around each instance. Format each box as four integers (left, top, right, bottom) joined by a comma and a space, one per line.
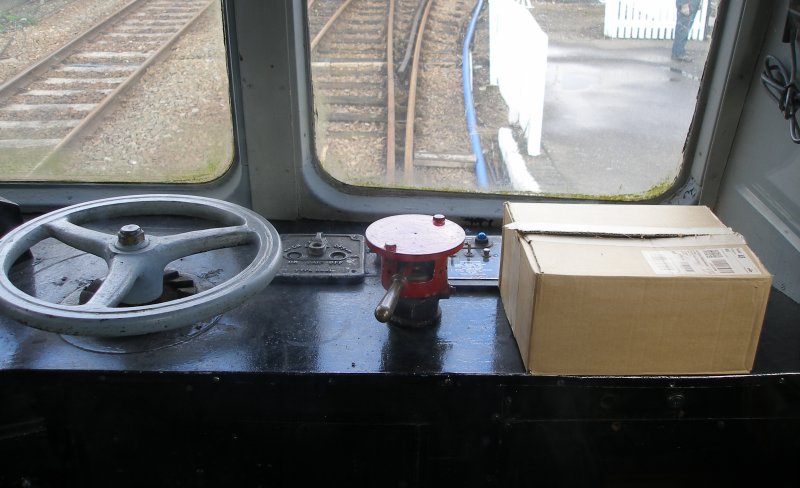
374, 274, 407, 323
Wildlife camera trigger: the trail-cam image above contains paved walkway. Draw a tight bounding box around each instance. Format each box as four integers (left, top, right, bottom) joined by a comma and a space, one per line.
521, 37, 711, 198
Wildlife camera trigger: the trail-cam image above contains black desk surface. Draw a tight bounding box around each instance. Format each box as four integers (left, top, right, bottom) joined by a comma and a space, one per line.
0, 218, 797, 377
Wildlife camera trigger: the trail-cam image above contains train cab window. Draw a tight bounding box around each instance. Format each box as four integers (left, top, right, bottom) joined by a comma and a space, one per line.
307, 0, 718, 199
0, 0, 232, 183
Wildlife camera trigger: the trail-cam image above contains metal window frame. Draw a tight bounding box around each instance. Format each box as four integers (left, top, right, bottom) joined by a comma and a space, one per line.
0, 0, 762, 221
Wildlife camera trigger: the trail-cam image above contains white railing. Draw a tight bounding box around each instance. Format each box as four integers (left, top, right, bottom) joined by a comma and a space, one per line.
604, 0, 708, 40
489, 0, 547, 156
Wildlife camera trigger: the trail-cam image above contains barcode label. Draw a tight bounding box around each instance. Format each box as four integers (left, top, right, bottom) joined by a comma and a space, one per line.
709, 258, 733, 274
647, 253, 674, 273
643, 248, 762, 276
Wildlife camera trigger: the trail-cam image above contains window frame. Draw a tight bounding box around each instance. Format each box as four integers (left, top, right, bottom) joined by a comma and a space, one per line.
0, 1, 250, 212
242, 0, 754, 222
0, 0, 764, 221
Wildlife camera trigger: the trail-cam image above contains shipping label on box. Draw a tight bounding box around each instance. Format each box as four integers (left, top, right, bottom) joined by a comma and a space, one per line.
499, 203, 772, 376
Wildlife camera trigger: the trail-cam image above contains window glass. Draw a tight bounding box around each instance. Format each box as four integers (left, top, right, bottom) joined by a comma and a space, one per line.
308, 0, 717, 199
0, 0, 232, 183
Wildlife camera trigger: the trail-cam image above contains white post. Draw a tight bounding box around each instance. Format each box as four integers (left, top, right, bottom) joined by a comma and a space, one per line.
525, 26, 547, 156
489, 0, 499, 85
489, 0, 547, 156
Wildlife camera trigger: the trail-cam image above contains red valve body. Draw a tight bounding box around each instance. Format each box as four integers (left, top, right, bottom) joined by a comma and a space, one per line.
365, 214, 465, 299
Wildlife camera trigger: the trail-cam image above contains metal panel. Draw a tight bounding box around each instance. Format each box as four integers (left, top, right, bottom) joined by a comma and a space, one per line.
713, 0, 800, 302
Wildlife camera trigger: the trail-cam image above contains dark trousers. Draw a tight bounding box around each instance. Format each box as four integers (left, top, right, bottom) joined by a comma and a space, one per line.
672, 0, 701, 57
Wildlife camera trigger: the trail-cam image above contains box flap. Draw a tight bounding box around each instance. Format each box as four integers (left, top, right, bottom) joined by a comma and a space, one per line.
504, 202, 727, 230
505, 222, 733, 238
519, 233, 766, 277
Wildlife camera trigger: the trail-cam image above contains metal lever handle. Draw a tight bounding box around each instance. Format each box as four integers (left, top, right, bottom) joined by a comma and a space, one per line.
375, 274, 406, 323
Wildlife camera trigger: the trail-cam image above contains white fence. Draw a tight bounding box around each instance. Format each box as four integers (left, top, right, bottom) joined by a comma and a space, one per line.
604, 0, 709, 40
489, 0, 547, 156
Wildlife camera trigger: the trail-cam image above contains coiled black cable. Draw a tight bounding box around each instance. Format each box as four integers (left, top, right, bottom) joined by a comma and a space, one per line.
761, 33, 800, 143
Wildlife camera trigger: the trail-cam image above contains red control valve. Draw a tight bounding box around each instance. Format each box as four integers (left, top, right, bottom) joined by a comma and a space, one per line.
365, 214, 465, 327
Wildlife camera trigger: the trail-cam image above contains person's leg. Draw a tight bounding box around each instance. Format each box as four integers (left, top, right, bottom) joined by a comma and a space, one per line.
673, 0, 701, 59
672, 6, 693, 58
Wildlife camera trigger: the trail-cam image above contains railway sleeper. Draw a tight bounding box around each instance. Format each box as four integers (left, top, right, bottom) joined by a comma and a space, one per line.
314, 81, 384, 90
317, 47, 385, 55
312, 63, 384, 73
0, 126, 69, 140
313, 72, 384, 81
327, 112, 386, 123
324, 38, 385, 46
317, 90, 385, 100
313, 58, 387, 64
325, 96, 386, 106
17, 91, 111, 105
345, 11, 386, 17
337, 19, 385, 27
1, 104, 96, 118
326, 130, 384, 139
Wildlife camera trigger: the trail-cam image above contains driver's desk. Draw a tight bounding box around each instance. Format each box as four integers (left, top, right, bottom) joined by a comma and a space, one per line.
0, 220, 799, 487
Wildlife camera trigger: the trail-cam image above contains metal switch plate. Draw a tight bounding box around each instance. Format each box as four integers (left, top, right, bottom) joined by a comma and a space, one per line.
277, 233, 365, 281
448, 235, 501, 286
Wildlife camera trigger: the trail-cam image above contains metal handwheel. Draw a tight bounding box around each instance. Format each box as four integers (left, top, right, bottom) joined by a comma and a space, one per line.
0, 194, 281, 337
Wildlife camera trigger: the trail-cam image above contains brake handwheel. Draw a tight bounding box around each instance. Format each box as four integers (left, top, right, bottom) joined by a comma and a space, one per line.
0, 194, 281, 337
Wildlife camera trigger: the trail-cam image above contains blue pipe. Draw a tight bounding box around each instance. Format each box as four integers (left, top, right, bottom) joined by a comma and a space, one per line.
462, 0, 489, 188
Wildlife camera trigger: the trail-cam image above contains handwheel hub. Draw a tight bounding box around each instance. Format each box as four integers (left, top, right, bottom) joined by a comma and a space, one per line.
116, 224, 147, 249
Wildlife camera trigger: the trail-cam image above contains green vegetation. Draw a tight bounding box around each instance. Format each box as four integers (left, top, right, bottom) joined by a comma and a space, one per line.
175, 138, 231, 183
349, 173, 680, 201
505, 175, 679, 202
0, 13, 35, 34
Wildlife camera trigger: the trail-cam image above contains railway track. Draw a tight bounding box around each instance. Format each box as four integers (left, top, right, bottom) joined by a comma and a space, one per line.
310, 0, 484, 187
411, 0, 484, 179
310, 0, 393, 184
0, 0, 214, 175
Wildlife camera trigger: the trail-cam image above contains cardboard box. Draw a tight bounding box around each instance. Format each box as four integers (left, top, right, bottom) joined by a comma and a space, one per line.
499, 203, 772, 375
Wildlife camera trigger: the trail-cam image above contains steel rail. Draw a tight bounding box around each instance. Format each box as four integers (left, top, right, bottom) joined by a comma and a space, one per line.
310, 0, 355, 52
30, 0, 216, 176
0, 0, 144, 105
397, 0, 427, 79
309, 0, 396, 183
403, 0, 434, 185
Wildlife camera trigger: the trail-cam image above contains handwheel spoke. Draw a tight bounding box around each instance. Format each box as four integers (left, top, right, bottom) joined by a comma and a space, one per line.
44, 218, 113, 258
157, 225, 254, 261
83, 260, 140, 308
